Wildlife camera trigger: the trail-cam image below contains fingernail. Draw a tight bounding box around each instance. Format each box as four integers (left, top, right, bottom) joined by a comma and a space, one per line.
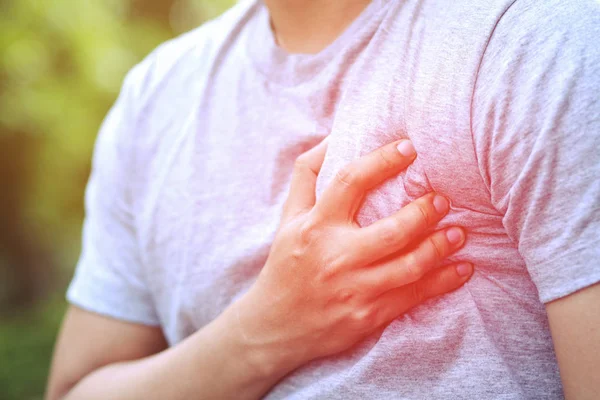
397, 140, 416, 157
456, 263, 473, 277
446, 227, 464, 245
433, 195, 449, 214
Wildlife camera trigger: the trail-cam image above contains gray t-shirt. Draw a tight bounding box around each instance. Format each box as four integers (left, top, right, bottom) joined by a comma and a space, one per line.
67, 0, 600, 398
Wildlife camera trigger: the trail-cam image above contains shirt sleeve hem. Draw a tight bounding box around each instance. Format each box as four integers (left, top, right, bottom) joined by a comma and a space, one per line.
532, 245, 600, 304
66, 269, 161, 326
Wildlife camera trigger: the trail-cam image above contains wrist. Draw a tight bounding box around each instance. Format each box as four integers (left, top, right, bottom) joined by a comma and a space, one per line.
170, 301, 295, 400
223, 291, 304, 381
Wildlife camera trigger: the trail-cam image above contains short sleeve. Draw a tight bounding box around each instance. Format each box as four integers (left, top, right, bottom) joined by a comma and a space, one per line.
472, 0, 600, 303
67, 60, 159, 325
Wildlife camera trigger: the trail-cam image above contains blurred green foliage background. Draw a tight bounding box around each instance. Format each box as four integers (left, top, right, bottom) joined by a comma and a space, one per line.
0, 1, 234, 398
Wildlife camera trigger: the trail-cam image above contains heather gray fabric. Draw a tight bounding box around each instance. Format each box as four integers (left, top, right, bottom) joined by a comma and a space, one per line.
67, 0, 600, 398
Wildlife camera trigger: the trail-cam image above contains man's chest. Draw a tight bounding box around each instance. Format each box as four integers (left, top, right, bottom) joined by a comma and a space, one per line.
136, 83, 507, 344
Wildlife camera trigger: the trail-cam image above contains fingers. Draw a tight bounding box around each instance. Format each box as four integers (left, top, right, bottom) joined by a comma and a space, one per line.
282, 138, 328, 220
373, 262, 474, 327
349, 192, 450, 265
316, 140, 417, 221
360, 227, 466, 294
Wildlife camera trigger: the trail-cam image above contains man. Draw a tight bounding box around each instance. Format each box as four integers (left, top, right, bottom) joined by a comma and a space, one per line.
47, 0, 600, 399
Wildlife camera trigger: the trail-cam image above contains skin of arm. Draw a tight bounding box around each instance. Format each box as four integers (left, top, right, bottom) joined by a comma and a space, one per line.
546, 282, 600, 400
47, 304, 297, 400
46, 140, 473, 400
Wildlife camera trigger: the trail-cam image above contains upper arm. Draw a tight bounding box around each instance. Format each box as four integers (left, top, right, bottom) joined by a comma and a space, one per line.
546, 283, 600, 399
46, 306, 167, 400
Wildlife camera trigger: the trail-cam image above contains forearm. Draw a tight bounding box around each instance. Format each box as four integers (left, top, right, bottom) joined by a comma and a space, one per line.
62, 305, 293, 400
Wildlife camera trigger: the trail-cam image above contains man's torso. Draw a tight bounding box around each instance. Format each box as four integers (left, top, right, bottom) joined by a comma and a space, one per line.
128, 1, 564, 397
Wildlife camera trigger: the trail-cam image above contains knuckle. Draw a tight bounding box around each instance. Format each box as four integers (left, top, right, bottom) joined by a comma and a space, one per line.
315, 266, 336, 283
377, 147, 398, 172
289, 247, 306, 264
335, 164, 360, 188
328, 249, 350, 271
428, 236, 445, 260
378, 223, 399, 247
294, 153, 311, 168
351, 306, 375, 328
293, 158, 307, 171
369, 306, 382, 327
337, 288, 356, 303
378, 216, 408, 248
298, 218, 321, 246
317, 252, 347, 282
403, 253, 425, 280
293, 156, 314, 175
410, 282, 426, 303
414, 203, 431, 227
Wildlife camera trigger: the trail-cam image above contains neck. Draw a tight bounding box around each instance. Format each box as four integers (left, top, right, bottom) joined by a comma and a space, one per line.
264, 0, 372, 54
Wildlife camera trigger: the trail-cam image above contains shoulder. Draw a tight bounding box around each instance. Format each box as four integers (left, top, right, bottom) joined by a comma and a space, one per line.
123, 0, 258, 114
472, 0, 600, 170
114, 0, 259, 161
100, 0, 259, 206
476, 0, 600, 90
493, 0, 599, 40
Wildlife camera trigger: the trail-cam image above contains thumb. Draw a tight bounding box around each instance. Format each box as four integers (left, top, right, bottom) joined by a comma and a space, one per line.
282, 137, 329, 220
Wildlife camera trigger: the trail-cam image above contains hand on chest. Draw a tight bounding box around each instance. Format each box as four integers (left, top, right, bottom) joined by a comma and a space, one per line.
317, 115, 434, 228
